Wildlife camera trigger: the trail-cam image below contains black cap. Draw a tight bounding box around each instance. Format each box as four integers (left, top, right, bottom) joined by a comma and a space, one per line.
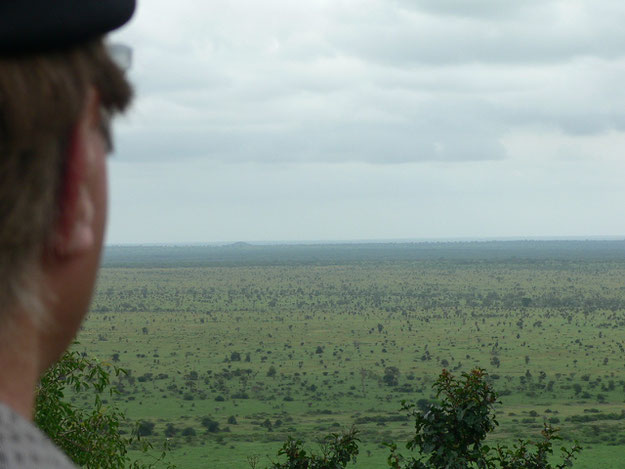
0, 0, 136, 55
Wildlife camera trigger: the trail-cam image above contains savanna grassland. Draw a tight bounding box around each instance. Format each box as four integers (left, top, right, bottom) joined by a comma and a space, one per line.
74, 241, 625, 468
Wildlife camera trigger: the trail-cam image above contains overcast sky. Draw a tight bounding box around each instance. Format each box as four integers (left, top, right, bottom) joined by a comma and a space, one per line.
106, 0, 625, 244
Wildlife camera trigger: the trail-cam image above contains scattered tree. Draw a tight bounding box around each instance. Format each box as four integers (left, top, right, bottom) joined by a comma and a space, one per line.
383, 367, 400, 387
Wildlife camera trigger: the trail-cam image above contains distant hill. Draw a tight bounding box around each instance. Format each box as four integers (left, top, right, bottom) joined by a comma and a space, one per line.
227, 241, 253, 248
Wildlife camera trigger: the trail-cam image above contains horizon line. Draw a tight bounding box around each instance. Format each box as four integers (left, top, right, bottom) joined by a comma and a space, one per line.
105, 235, 625, 248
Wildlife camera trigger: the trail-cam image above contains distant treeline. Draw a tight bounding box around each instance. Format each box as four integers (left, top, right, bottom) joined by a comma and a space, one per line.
102, 240, 625, 268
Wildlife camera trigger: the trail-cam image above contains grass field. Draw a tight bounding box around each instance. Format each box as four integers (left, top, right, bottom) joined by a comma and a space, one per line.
73, 242, 625, 468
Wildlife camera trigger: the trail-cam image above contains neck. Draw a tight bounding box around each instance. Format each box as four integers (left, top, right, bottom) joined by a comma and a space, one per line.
0, 315, 41, 421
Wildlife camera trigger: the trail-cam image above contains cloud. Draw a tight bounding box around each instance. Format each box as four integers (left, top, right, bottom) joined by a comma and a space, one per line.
332, 1, 625, 66
392, 0, 546, 19
116, 92, 508, 164
110, 0, 625, 168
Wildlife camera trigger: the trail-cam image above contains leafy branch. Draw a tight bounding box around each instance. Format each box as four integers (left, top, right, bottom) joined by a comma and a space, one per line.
36, 347, 175, 469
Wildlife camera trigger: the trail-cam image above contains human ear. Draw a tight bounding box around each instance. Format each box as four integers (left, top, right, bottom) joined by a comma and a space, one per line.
50, 88, 102, 258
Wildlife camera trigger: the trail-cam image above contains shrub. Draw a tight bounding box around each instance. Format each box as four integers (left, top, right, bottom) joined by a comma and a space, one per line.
181, 427, 196, 437
268, 428, 359, 469
201, 417, 220, 433
383, 367, 400, 387
164, 423, 178, 437
137, 421, 155, 437
387, 369, 499, 468
388, 369, 581, 469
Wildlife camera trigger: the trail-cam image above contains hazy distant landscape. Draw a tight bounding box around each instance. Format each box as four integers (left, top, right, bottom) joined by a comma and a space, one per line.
76, 241, 625, 468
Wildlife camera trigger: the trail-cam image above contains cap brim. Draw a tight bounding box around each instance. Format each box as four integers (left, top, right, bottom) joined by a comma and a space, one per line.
0, 0, 136, 55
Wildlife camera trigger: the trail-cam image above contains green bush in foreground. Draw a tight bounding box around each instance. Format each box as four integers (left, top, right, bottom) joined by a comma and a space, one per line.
269, 369, 581, 469
36, 349, 174, 469
261, 429, 360, 469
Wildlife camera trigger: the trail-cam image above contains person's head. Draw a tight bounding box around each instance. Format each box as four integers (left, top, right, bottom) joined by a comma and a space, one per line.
0, 0, 135, 363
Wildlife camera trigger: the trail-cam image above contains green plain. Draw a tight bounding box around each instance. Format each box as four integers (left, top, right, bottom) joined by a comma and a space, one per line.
73, 242, 625, 468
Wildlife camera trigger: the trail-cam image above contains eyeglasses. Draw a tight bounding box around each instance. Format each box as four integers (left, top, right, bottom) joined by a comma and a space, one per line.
106, 43, 132, 71
100, 43, 132, 153
99, 107, 114, 153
